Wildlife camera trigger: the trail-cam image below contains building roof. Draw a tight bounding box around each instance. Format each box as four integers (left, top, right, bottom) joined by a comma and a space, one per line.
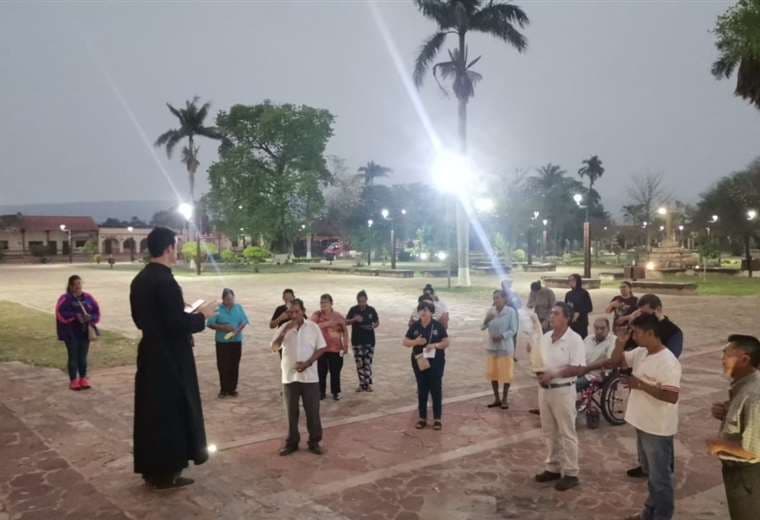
0, 214, 98, 232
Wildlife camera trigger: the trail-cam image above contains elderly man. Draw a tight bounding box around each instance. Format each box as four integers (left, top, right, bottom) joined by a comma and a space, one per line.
534, 302, 587, 491
580, 318, 616, 383
528, 280, 556, 333
707, 335, 760, 520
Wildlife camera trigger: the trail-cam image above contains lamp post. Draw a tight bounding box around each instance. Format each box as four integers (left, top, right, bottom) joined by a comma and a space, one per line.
59, 224, 72, 263
177, 203, 194, 267
380, 208, 406, 269
542, 219, 549, 261
127, 226, 135, 262
573, 194, 590, 278
367, 219, 374, 266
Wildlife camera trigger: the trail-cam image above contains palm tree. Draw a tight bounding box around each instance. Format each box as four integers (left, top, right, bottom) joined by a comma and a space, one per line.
413, 0, 529, 286
577, 155, 605, 277
712, 0, 760, 109
356, 161, 392, 186
155, 97, 225, 275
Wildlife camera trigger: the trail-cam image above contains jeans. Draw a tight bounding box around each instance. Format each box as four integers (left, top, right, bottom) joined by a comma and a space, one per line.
215, 342, 241, 394
637, 429, 675, 520
411, 351, 445, 420
722, 461, 760, 520
64, 337, 90, 381
352, 344, 375, 389
283, 382, 322, 448
318, 352, 343, 397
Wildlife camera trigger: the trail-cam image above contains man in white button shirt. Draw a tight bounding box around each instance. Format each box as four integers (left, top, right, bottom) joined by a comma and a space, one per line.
271, 299, 327, 456
580, 318, 616, 384
586, 313, 682, 520
534, 302, 587, 491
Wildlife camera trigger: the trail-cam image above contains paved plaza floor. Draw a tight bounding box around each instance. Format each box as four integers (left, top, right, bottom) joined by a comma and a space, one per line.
0, 263, 757, 519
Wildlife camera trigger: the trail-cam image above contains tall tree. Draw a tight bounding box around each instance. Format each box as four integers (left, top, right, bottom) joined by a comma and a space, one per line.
356, 161, 392, 186
577, 155, 604, 276
627, 172, 669, 251
712, 0, 760, 109
413, 0, 529, 286
207, 102, 334, 254
154, 97, 226, 274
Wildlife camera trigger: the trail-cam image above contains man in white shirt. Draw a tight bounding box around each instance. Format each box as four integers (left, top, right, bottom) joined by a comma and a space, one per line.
271, 299, 327, 456
581, 318, 616, 382
534, 302, 587, 491
586, 313, 681, 520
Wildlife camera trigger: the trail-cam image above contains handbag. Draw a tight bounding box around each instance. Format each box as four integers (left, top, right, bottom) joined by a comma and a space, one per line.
77, 300, 98, 342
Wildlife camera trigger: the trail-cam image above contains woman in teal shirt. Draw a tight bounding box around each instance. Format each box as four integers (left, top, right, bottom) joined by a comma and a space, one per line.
207, 288, 249, 398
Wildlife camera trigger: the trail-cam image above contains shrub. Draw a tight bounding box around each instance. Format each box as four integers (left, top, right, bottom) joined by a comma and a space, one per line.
242, 246, 271, 272
512, 248, 527, 263
220, 249, 239, 264
82, 241, 98, 256
93, 254, 102, 264
181, 241, 218, 262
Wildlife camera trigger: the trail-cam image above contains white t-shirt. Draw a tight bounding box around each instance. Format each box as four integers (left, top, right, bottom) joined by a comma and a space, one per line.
583, 334, 616, 380
623, 347, 681, 436
539, 328, 586, 384
273, 320, 326, 384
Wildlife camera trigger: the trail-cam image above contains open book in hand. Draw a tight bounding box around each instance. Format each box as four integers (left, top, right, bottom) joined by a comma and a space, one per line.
184, 299, 205, 314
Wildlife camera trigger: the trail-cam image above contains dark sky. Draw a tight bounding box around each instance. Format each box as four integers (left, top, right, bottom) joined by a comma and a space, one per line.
1, 0, 757, 215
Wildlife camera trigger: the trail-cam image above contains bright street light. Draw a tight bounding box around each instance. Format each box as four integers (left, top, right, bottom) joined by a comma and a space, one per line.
657, 207, 667, 216
748, 209, 757, 221
127, 226, 134, 232
542, 219, 548, 227
646, 261, 656, 270
711, 214, 719, 223
474, 197, 495, 213
59, 224, 66, 232
419, 252, 430, 261
238, 204, 243, 210
436, 251, 448, 261
572, 193, 583, 205
659, 225, 665, 231
367, 219, 373, 227
678, 225, 684, 231
381, 208, 390, 219
401, 208, 407, 215
532, 210, 540, 220
431, 151, 475, 195
178, 202, 194, 221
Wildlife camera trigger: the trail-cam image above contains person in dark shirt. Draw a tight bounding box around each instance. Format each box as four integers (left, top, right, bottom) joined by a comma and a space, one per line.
564, 274, 593, 339
129, 227, 217, 490
616, 292, 684, 480
606, 281, 638, 332
403, 300, 450, 431
270, 289, 295, 358
346, 290, 380, 392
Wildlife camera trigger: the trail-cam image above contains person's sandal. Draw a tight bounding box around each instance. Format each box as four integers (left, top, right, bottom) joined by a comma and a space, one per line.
433, 421, 442, 431
415, 420, 427, 429
487, 401, 501, 408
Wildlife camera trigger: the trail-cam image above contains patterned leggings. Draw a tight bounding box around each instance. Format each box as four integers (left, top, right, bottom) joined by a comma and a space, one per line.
352, 344, 375, 389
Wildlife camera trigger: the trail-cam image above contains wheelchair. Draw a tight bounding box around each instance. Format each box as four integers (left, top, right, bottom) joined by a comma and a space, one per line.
575, 368, 631, 429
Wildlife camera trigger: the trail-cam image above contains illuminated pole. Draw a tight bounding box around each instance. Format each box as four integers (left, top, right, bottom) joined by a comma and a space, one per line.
542, 219, 548, 261
60, 224, 72, 263
573, 194, 590, 278
128, 226, 135, 262
367, 219, 373, 267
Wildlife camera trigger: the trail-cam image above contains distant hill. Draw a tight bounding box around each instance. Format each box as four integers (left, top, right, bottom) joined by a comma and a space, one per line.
0, 200, 175, 225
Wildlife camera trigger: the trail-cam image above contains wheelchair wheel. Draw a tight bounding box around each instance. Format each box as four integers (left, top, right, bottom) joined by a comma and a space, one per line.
601, 373, 630, 426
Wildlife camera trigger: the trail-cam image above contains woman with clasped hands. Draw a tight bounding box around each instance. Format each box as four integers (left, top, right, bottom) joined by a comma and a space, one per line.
403, 300, 450, 431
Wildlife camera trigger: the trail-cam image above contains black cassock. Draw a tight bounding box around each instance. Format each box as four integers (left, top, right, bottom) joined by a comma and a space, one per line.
130, 262, 207, 476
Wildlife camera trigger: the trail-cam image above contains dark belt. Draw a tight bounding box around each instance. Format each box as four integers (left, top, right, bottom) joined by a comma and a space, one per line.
539, 382, 573, 390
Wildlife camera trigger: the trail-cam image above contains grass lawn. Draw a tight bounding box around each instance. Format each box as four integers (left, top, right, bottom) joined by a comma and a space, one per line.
0, 301, 137, 371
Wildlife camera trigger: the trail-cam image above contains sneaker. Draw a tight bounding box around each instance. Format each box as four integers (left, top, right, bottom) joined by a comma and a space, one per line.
333, 394, 341, 401
626, 466, 648, 479
534, 471, 561, 483
69, 379, 81, 391
78, 377, 91, 390
555, 476, 579, 491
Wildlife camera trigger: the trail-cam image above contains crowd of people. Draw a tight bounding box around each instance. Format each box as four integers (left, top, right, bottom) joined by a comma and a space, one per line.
52, 226, 760, 519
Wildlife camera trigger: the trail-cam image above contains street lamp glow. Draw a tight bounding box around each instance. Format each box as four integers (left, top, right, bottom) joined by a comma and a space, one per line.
432, 151, 475, 195
678, 225, 684, 231
59, 224, 66, 232
401, 208, 407, 215
572, 193, 583, 205
178, 202, 194, 221
748, 209, 757, 221
381, 208, 390, 219
127, 226, 134, 232
711, 214, 719, 223
367, 219, 373, 227
436, 251, 448, 261
532, 210, 540, 220
474, 197, 495, 213
646, 261, 656, 270
301, 224, 306, 230
659, 225, 665, 231
238, 204, 243, 210
239, 227, 244, 232
542, 219, 548, 227
657, 207, 667, 216
642, 221, 648, 228
419, 252, 430, 261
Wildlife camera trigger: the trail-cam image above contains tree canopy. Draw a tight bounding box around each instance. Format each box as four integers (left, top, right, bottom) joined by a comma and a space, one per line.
713, 0, 760, 108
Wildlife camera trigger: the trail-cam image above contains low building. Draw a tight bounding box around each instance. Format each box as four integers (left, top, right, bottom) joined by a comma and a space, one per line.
0, 214, 98, 254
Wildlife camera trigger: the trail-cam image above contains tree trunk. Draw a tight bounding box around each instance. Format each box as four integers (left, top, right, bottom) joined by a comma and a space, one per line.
745, 234, 753, 278
453, 32, 471, 287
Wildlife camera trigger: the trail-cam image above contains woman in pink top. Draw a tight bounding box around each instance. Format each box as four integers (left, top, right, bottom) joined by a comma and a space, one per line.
311, 294, 349, 401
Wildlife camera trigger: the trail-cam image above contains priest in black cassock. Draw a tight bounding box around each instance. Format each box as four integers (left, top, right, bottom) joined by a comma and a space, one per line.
129, 227, 216, 489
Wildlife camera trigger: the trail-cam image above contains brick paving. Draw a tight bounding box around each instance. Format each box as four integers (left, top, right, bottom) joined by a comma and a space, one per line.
0, 264, 758, 519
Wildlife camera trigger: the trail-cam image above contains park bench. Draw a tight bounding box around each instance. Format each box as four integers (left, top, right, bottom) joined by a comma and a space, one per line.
541, 276, 601, 290
630, 280, 697, 295
522, 263, 557, 273
417, 268, 449, 278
